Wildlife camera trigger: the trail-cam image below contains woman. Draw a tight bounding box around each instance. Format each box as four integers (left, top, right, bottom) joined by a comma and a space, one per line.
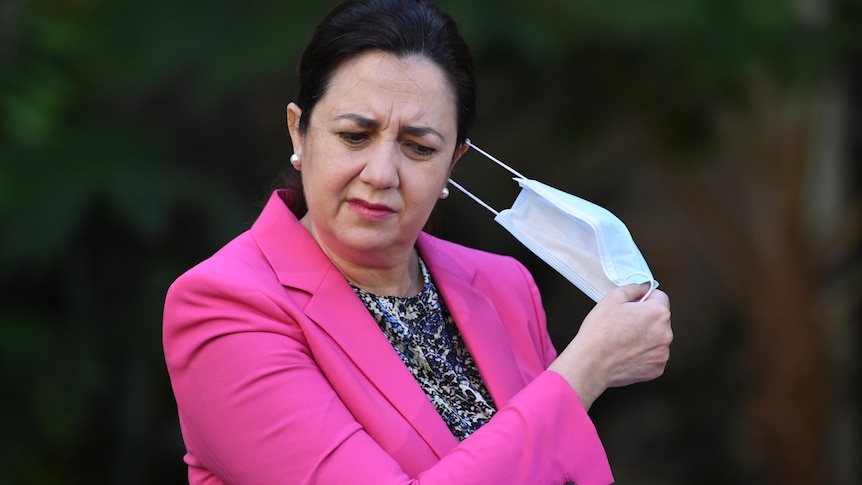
162, 0, 673, 483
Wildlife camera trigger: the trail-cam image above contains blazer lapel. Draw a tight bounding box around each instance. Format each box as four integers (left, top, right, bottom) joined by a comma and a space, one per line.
251, 191, 458, 457
303, 270, 459, 456
417, 234, 529, 407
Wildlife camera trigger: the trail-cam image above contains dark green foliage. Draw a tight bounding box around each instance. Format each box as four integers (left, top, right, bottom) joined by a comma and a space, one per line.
2, 0, 859, 483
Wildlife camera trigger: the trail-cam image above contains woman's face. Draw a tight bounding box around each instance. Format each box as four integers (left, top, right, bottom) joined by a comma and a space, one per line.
287, 51, 466, 266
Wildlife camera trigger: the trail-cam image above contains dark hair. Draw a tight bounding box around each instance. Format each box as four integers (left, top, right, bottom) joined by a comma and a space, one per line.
297, 0, 476, 143
281, 0, 477, 215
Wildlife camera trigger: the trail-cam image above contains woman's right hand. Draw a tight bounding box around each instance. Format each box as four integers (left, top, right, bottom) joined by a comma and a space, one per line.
548, 284, 673, 411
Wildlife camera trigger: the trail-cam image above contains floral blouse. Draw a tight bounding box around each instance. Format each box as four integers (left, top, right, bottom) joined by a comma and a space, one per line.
350, 256, 497, 441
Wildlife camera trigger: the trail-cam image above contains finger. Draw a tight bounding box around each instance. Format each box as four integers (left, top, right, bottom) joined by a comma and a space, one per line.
642, 288, 670, 308
616, 283, 653, 303
597, 285, 636, 304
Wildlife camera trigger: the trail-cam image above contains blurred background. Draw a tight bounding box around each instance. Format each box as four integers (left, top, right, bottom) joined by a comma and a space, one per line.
1, 0, 859, 483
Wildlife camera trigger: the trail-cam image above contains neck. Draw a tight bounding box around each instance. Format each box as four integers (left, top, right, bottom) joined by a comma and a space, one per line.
298, 214, 423, 297
336, 249, 422, 297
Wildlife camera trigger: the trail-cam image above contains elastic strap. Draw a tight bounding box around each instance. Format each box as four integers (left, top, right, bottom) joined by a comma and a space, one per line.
465, 140, 527, 179
623, 271, 659, 302
447, 179, 499, 216
447, 139, 527, 216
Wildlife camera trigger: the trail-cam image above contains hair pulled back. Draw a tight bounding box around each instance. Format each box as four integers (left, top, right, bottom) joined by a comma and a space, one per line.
295, 0, 477, 146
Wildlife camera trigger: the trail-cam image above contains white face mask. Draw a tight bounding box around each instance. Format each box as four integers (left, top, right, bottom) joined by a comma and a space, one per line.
449, 141, 658, 303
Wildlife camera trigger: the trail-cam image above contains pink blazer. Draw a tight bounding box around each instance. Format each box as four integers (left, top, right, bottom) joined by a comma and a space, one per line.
163, 190, 613, 484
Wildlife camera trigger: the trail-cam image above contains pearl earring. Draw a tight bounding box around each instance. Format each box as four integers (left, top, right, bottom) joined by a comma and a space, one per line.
290, 153, 301, 169
440, 186, 450, 199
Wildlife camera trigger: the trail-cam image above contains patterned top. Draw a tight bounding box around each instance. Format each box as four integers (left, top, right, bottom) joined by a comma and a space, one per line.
350, 256, 497, 441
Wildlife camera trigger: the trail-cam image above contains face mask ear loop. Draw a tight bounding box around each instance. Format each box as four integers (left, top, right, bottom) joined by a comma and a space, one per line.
623, 271, 659, 302
448, 139, 530, 214
449, 139, 529, 216
639, 280, 659, 302
466, 139, 528, 180
447, 178, 500, 216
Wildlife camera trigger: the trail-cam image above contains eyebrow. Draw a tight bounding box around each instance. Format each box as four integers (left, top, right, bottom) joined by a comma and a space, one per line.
333, 113, 445, 143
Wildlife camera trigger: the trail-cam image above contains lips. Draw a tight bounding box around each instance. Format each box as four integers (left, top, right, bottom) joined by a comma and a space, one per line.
347, 198, 396, 221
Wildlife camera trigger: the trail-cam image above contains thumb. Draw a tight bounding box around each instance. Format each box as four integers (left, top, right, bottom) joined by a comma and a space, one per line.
602, 283, 651, 303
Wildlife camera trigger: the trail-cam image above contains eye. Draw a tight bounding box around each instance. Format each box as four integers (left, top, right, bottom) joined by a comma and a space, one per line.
404, 142, 437, 159
339, 132, 370, 147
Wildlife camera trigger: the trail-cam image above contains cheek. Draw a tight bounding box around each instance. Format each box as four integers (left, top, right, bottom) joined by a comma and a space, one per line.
300, 161, 334, 210
406, 169, 448, 206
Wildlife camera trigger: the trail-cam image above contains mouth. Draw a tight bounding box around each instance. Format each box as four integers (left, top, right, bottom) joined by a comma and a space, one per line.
347, 198, 396, 221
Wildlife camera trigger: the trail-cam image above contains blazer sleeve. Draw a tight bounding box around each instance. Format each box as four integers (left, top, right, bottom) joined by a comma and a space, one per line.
517, 255, 566, 367
163, 267, 613, 485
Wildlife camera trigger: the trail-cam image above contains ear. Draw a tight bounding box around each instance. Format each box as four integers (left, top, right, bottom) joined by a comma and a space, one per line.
286, 102, 304, 155
449, 141, 469, 169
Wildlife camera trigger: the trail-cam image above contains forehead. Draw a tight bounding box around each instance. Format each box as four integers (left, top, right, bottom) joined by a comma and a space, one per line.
318, 51, 457, 125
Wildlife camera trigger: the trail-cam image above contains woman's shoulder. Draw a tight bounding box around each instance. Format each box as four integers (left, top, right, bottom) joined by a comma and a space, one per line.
167, 228, 280, 298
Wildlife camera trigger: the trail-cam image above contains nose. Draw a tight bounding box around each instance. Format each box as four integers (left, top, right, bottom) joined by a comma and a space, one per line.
359, 141, 400, 190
